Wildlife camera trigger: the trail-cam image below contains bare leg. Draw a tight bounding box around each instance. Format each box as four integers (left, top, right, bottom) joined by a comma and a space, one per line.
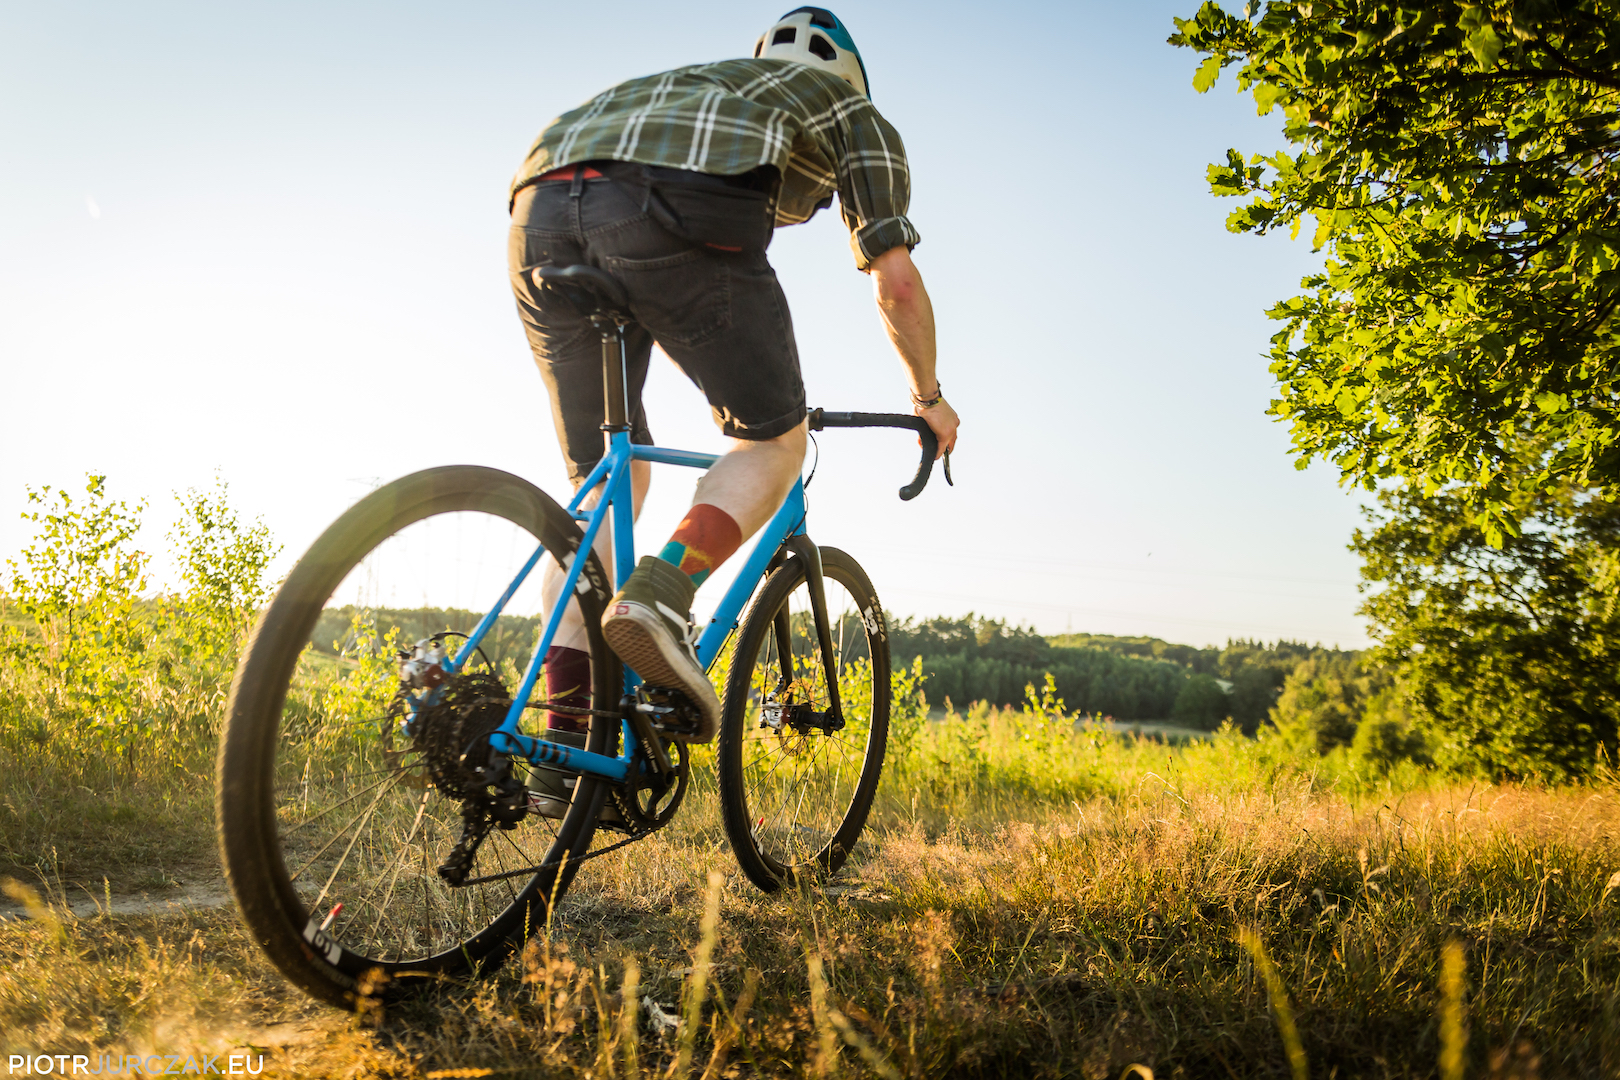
541, 459, 651, 650
689, 420, 808, 541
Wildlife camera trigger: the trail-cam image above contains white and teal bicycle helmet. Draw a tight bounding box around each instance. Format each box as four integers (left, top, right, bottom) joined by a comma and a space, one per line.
752, 6, 870, 99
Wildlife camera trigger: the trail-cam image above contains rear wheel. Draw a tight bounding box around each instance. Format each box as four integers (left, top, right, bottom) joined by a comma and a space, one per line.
717, 546, 889, 892
216, 466, 620, 1007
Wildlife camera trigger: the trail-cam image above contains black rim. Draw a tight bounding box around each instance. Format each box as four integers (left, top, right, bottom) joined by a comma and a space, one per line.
722, 550, 888, 886
220, 468, 616, 992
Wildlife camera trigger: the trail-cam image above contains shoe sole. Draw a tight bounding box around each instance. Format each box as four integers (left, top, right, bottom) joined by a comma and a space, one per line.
602, 603, 720, 742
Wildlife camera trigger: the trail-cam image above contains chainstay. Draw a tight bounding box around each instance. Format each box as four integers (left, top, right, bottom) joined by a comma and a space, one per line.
452, 800, 670, 887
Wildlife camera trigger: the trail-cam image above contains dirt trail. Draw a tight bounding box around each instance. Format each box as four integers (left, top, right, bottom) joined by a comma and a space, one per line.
0, 881, 234, 921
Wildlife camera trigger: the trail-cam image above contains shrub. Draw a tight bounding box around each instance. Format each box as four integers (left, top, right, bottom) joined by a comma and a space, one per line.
1269, 657, 1363, 755
3, 476, 150, 736
1350, 687, 1431, 773
1357, 483, 1620, 780
1, 474, 277, 773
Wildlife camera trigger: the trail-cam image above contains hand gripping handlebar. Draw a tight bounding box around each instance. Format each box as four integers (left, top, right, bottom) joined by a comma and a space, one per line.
808, 408, 954, 501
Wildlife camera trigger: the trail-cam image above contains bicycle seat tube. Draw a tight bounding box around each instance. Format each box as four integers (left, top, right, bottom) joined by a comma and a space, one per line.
599, 313, 630, 436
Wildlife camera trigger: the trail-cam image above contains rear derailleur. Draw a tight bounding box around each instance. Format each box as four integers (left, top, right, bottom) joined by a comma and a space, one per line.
395, 639, 527, 887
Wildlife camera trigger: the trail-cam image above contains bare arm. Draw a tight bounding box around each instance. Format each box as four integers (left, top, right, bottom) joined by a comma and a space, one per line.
869, 246, 959, 457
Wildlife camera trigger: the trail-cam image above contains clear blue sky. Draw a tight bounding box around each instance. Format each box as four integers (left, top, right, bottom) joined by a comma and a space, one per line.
0, 0, 1370, 649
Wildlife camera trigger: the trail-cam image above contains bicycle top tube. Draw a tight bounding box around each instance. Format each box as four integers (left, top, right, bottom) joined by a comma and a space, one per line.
487, 435, 804, 756
464, 407, 942, 695
557, 428, 807, 670
564, 444, 721, 521
471, 412, 943, 772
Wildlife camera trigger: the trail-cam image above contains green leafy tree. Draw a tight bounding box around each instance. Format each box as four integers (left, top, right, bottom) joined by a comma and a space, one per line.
162, 476, 279, 673
1351, 684, 1431, 771
1172, 673, 1231, 730
1049, 632, 1222, 673
2, 473, 280, 761
1268, 654, 1368, 753
1355, 481, 1620, 777
894, 615, 1189, 718
143, 477, 280, 751
1215, 638, 1343, 731
1172, 1, 1620, 540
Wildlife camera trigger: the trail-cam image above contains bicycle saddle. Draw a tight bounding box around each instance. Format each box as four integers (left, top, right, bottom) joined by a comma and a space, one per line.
533, 264, 631, 322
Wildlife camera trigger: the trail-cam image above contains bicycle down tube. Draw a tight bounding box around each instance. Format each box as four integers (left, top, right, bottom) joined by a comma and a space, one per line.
461, 428, 810, 786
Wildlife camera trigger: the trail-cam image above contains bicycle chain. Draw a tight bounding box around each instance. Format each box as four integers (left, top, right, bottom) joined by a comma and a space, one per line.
455, 740, 687, 887
441, 690, 691, 888
453, 798, 672, 886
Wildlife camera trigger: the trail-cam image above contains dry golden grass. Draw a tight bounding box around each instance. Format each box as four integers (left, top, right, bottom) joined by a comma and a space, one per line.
4, 766, 1619, 1079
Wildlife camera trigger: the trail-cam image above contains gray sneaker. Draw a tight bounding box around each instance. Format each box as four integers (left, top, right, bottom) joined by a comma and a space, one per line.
601, 556, 720, 742
526, 728, 623, 825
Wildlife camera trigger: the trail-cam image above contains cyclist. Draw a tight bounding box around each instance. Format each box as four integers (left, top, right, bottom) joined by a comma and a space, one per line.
507, 7, 959, 793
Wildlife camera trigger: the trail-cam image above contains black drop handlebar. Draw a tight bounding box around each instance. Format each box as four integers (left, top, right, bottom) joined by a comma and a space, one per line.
809, 408, 953, 501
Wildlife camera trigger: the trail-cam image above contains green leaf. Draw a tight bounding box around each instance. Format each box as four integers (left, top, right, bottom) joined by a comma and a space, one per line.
1253, 80, 1286, 115
1193, 55, 1222, 94
1468, 23, 1503, 68
1458, 8, 1503, 68
1171, 0, 1620, 525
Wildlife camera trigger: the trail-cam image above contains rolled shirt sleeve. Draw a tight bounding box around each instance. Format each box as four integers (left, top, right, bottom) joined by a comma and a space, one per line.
833, 110, 921, 270
848, 215, 922, 271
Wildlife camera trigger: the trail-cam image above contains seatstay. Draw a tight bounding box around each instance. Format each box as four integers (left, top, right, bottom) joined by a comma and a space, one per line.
497, 448, 631, 736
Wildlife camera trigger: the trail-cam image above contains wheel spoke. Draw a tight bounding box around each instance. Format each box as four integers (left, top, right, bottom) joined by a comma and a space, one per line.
287, 772, 406, 883
373, 788, 434, 934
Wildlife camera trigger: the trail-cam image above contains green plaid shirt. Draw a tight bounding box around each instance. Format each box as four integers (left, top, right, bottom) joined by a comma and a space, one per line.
511, 59, 920, 270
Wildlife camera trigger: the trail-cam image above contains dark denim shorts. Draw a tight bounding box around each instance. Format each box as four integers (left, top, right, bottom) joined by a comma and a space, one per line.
508, 170, 806, 482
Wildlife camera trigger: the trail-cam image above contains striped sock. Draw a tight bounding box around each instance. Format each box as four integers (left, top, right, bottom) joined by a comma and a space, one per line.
656, 503, 742, 587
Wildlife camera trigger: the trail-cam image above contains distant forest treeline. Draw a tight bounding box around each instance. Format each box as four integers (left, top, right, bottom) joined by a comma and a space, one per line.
311, 608, 1357, 728
311, 606, 543, 669
890, 615, 1358, 727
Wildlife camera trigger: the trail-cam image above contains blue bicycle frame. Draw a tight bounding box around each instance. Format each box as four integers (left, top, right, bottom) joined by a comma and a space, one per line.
432, 426, 806, 788
404, 262, 944, 796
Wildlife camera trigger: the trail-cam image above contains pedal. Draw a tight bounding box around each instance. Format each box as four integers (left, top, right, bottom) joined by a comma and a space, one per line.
638, 686, 702, 740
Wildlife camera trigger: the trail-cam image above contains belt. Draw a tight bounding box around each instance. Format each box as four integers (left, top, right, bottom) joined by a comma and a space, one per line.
534, 164, 605, 182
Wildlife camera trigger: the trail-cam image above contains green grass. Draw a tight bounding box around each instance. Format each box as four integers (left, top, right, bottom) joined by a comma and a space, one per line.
5, 706, 1620, 1076
3, 572, 1616, 1076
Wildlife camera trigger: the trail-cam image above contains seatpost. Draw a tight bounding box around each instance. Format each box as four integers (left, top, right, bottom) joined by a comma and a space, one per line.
596, 315, 629, 435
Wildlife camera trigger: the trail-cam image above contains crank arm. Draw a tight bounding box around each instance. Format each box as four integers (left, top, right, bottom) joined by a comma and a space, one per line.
621, 693, 674, 779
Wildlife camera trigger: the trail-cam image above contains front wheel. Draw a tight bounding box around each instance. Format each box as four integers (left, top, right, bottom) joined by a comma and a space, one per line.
718, 546, 890, 892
